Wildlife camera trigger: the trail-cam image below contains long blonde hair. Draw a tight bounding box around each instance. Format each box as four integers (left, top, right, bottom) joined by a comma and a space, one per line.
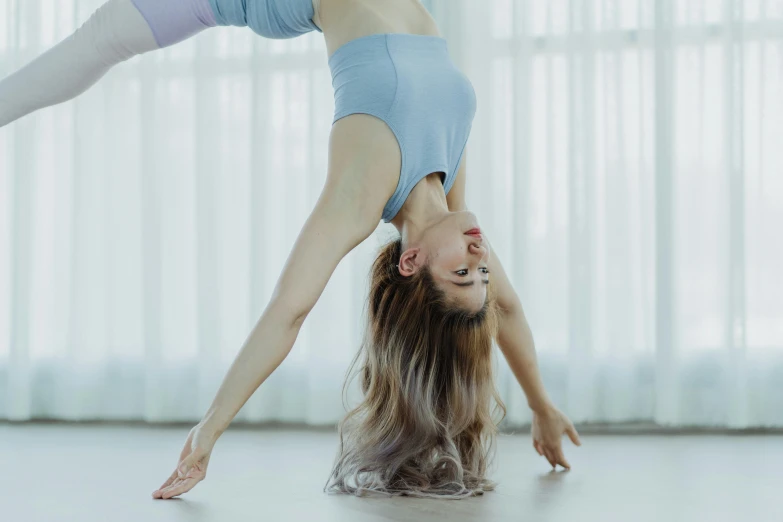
324, 238, 507, 499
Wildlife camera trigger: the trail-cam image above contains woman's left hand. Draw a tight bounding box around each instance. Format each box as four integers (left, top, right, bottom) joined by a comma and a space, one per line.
531, 404, 581, 470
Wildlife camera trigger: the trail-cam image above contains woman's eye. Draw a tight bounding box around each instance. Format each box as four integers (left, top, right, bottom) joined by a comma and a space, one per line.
480, 267, 490, 274
456, 269, 469, 276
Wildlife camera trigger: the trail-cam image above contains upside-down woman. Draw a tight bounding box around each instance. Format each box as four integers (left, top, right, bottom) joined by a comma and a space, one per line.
0, 0, 581, 500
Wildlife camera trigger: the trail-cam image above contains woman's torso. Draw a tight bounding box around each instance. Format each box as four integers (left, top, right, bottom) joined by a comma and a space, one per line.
322, 0, 476, 222
315, 0, 441, 59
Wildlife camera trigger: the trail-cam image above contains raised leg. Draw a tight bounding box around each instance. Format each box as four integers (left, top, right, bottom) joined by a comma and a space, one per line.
0, 0, 215, 127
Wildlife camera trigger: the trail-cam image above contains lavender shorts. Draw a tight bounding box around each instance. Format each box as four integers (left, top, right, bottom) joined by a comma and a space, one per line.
130, 0, 217, 48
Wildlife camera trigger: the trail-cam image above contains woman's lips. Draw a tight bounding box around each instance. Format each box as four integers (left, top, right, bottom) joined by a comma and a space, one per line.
465, 227, 482, 238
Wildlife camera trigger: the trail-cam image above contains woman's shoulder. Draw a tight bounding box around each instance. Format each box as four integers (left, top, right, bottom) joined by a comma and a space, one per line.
322, 114, 402, 223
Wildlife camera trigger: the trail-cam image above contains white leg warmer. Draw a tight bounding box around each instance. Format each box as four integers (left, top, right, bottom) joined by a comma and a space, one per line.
0, 0, 159, 128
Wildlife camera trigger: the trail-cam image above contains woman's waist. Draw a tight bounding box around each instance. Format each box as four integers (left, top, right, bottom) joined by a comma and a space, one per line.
321, 0, 440, 58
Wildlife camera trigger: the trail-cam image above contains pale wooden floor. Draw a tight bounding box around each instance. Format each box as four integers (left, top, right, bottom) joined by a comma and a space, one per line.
1, 423, 780, 522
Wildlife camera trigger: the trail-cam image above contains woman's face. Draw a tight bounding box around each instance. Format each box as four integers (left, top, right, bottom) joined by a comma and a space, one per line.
399, 211, 491, 313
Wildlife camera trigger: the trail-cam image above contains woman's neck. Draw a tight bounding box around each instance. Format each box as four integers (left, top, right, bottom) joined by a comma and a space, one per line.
392, 172, 450, 248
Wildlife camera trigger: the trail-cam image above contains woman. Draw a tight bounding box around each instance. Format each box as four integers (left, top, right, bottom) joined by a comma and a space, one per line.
1, 0, 581, 499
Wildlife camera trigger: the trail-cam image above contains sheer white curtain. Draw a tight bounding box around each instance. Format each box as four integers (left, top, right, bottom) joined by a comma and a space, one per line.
1, 0, 782, 428
0, 0, 394, 423
432, 0, 783, 427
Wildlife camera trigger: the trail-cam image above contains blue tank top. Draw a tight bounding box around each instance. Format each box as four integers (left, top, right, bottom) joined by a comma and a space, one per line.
329, 34, 476, 222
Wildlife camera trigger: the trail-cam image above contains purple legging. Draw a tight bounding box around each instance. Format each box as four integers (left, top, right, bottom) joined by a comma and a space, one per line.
131, 0, 217, 48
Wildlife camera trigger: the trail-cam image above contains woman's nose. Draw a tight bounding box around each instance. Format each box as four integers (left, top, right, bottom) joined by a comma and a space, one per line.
469, 242, 486, 257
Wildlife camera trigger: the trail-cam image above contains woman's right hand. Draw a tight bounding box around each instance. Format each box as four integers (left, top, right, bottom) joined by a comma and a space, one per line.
152, 423, 217, 499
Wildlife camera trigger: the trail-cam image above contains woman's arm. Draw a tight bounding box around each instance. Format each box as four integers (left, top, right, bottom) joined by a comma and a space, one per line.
447, 150, 581, 470
153, 182, 379, 500
446, 154, 552, 410
199, 193, 377, 436
153, 114, 399, 499
201, 114, 397, 435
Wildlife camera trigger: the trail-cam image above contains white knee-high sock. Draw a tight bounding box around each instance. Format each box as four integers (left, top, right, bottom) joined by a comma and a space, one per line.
0, 0, 160, 128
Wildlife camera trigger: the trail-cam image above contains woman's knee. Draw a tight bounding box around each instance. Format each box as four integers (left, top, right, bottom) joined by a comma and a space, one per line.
75, 0, 160, 66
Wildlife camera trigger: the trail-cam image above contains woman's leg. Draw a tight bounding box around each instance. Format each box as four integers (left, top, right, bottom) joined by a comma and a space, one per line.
0, 0, 215, 128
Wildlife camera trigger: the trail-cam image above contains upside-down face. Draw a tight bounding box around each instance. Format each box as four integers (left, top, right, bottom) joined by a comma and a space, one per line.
398, 210, 491, 314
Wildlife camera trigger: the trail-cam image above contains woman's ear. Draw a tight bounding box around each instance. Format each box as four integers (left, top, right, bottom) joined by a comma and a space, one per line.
398, 247, 422, 277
